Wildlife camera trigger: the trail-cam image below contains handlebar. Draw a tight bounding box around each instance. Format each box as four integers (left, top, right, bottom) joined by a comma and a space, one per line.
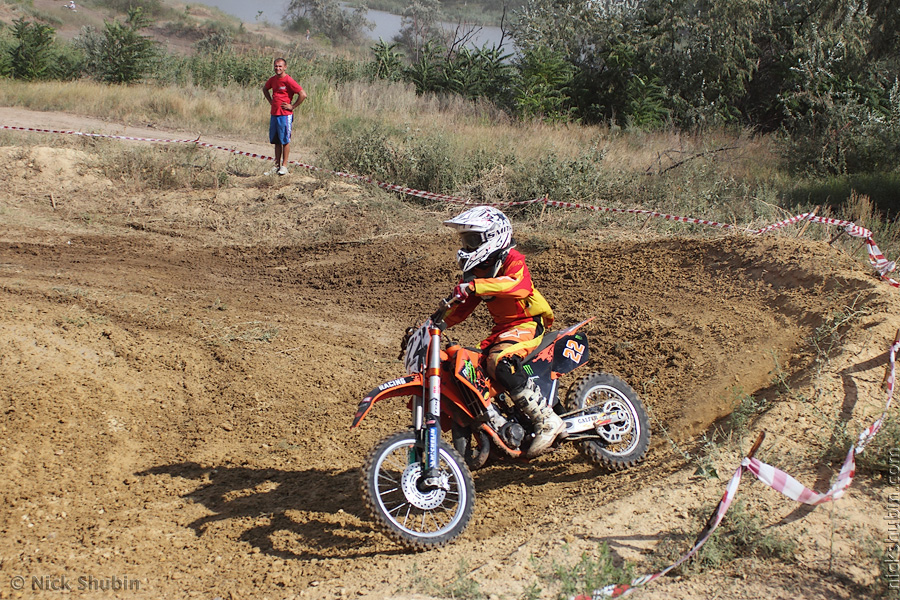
399, 294, 458, 359
431, 294, 461, 325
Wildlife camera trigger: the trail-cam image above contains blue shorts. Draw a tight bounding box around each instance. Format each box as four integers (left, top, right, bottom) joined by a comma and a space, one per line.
269, 115, 293, 145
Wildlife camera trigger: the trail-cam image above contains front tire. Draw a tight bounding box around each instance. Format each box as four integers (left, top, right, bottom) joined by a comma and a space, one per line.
361, 430, 475, 550
565, 372, 650, 470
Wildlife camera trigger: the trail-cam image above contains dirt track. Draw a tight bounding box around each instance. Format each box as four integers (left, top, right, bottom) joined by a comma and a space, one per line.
1, 114, 898, 599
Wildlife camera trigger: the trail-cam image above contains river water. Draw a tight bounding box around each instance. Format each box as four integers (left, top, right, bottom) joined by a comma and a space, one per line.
193, 0, 507, 49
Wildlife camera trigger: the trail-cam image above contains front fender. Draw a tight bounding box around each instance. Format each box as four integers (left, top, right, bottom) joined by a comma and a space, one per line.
351, 375, 423, 428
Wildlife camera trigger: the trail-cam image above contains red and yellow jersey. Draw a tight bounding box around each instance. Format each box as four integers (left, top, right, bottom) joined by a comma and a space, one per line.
445, 248, 554, 336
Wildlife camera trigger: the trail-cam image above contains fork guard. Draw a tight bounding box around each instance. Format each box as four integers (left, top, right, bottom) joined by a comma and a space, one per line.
351, 375, 422, 429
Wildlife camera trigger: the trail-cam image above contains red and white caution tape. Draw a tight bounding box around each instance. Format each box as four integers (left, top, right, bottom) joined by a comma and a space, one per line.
3, 123, 898, 287
578, 334, 900, 599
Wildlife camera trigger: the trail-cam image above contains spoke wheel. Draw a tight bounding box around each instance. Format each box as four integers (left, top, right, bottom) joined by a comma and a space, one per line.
361, 430, 475, 550
565, 372, 650, 470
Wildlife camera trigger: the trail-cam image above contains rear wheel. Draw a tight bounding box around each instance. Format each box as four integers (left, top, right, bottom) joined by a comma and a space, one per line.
565, 372, 650, 470
361, 430, 475, 550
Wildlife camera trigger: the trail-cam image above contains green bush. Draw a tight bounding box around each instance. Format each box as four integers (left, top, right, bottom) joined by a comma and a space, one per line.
366, 40, 404, 82
547, 542, 636, 600
194, 27, 234, 54
323, 118, 464, 197
323, 118, 398, 182
283, 0, 373, 45
513, 46, 577, 123
782, 89, 900, 176
324, 117, 621, 205
0, 25, 12, 78
157, 51, 270, 88
511, 145, 610, 204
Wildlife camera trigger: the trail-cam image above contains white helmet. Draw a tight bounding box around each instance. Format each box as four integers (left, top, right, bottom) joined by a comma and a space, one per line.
443, 206, 513, 276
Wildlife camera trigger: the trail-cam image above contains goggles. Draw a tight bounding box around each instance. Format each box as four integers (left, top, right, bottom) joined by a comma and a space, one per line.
459, 232, 484, 252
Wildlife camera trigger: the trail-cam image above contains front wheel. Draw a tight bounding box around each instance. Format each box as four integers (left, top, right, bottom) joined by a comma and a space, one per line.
361, 430, 475, 550
565, 372, 650, 470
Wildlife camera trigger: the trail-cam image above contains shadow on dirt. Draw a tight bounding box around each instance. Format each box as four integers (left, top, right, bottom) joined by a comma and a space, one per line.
137, 462, 402, 560
471, 454, 608, 493
770, 347, 891, 527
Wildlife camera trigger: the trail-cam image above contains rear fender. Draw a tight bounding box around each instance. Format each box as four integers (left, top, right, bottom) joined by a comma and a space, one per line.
525, 318, 594, 379
351, 375, 422, 428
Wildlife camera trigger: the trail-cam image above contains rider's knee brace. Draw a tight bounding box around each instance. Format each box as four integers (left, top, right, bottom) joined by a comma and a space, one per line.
494, 355, 527, 395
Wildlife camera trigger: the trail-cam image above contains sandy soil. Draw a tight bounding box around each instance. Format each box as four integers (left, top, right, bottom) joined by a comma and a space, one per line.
1, 109, 898, 600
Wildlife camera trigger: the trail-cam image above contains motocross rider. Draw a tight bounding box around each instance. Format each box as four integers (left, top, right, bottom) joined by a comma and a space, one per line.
443, 206, 566, 457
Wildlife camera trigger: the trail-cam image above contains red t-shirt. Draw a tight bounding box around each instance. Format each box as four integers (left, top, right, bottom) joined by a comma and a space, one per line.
264, 74, 304, 116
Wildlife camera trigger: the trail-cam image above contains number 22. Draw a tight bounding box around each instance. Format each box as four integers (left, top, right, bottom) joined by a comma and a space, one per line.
562, 340, 585, 362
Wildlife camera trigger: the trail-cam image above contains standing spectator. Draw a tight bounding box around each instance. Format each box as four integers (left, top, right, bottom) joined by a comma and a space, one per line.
262, 58, 307, 176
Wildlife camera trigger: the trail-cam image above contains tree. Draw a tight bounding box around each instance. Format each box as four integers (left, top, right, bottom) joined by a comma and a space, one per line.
778, 9, 898, 174
76, 8, 158, 84
640, 0, 777, 127
817, 0, 900, 60
284, 0, 373, 45
509, 0, 649, 125
395, 0, 445, 60
9, 18, 56, 81
509, 0, 894, 134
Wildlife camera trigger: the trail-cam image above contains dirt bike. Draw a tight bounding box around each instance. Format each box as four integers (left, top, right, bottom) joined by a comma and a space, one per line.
351, 294, 650, 550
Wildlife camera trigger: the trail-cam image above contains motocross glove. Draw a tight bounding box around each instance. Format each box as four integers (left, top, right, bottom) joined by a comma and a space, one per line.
453, 282, 474, 302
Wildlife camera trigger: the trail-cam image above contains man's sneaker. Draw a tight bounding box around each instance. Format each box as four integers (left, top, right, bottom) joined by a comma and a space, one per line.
264, 167, 277, 176
277, 166, 288, 176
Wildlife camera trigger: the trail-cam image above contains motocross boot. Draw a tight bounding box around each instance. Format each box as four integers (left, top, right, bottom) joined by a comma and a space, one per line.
512, 379, 567, 458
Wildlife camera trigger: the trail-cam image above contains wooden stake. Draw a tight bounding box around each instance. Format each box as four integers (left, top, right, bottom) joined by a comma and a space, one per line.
747, 430, 766, 459
49, 193, 56, 210
797, 206, 819, 238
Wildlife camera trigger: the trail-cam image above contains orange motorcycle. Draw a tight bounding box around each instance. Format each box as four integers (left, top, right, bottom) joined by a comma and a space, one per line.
351, 294, 650, 549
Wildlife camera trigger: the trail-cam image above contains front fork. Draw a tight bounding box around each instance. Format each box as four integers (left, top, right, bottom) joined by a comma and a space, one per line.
416, 325, 448, 491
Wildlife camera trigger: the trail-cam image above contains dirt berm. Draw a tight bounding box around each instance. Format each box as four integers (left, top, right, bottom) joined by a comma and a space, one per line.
1, 116, 897, 599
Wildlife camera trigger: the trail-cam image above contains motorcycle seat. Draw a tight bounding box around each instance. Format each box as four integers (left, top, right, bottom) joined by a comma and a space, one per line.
522, 330, 565, 364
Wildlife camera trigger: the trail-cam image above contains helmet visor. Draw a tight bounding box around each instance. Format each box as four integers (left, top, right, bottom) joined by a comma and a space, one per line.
459, 232, 484, 252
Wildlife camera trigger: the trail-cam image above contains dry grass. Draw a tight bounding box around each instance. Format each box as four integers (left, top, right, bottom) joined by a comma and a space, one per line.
0, 79, 780, 177
0, 80, 265, 135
